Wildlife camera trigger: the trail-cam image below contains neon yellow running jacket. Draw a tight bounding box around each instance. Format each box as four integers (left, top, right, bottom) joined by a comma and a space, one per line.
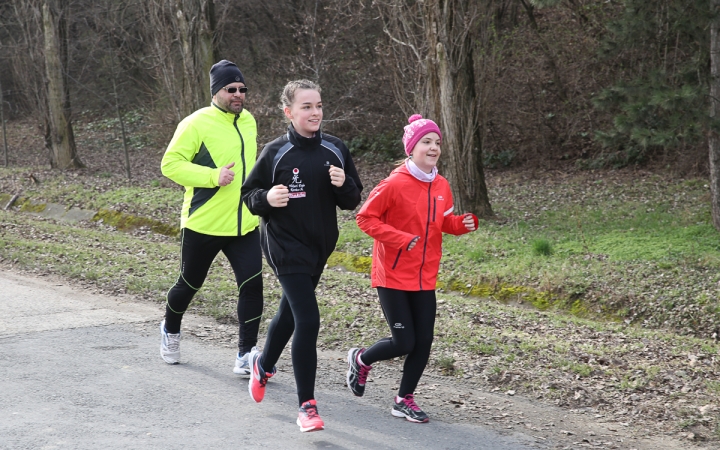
161, 103, 259, 236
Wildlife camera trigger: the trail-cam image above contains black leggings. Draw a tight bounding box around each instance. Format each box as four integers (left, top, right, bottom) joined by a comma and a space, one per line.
164, 228, 263, 354
361, 288, 436, 397
259, 273, 321, 406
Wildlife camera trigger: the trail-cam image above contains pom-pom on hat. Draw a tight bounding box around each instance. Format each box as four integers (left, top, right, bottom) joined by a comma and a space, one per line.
402, 114, 442, 156
210, 60, 245, 96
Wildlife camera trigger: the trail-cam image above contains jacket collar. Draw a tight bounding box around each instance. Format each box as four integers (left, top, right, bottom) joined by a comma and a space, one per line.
394, 161, 437, 183
405, 158, 437, 182
211, 102, 242, 123
287, 123, 322, 148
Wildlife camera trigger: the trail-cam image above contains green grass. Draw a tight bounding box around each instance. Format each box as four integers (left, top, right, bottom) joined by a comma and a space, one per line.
532, 238, 553, 256
0, 215, 178, 298
707, 380, 720, 395
335, 172, 720, 334
437, 355, 457, 374
0, 167, 181, 222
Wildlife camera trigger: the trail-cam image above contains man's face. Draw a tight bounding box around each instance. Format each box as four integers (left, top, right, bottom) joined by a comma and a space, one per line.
213, 82, 246, 114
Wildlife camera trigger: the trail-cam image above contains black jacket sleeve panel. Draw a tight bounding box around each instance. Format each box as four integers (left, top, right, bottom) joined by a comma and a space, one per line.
241, 142, 276, 217
330, 139, 363, 210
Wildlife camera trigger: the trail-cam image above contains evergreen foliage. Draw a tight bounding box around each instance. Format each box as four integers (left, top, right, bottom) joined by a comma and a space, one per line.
591, 0, 715, 167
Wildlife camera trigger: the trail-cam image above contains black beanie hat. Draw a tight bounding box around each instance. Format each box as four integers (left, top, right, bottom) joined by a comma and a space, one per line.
210, 60, 245, 96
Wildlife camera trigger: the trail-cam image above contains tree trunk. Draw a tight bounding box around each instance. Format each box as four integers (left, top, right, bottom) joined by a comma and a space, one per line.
42, 0, 83, 169
710, 0, 720, 231
196, 0, 216, 105
173, 0, 217, 115
0, 78, 8, 167
109, 47, 131, 180
424, 0, 493, 217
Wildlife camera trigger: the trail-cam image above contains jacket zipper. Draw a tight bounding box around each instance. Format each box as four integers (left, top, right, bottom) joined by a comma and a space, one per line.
419, 182, 432, 289
233, 114, 246, 181
233, 114, 246, 234
391, 249, 402, 270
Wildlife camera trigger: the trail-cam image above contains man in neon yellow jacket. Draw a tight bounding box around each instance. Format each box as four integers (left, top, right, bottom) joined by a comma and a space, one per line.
159, 60, 263, 377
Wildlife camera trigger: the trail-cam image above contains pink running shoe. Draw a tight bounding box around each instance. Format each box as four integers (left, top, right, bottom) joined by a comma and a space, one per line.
248, 349, 274, 403
297, 399, 325, 432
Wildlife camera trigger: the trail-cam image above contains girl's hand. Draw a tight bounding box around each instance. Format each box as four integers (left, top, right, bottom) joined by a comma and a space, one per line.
329, 165, 345, 187
463, 213, 477, 231
267, 184, 289, 207
407, 236, 420, 251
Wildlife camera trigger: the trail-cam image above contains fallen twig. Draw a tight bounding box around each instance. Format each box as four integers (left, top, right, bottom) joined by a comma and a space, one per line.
4, 192, 19, 210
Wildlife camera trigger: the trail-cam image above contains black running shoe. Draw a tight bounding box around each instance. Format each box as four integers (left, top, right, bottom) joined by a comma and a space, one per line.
392, 394, 429, 423
346, 348, 372, 397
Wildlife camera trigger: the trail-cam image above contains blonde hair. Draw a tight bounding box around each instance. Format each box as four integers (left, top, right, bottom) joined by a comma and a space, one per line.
280, 79, 321, 110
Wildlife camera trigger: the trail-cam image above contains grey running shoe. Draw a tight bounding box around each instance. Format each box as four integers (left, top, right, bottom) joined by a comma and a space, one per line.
234, 346, 258, 377
160, 320, 181, 364
346, 348, 372, 397
392, 394, 429, 423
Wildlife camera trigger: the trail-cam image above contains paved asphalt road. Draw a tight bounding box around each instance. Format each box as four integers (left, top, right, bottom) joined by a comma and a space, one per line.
0, 271, 540, 450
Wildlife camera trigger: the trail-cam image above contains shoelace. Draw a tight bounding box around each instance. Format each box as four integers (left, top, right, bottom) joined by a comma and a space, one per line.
357, 362, 371, 384
258, 372, 270, 387
402, 394, 422, 412
255, 356, 273, 386
166, 333, 180, 352
303, 404, 319, 418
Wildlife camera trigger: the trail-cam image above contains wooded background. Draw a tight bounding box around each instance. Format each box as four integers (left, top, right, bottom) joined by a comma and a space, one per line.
0, 0, 718, 218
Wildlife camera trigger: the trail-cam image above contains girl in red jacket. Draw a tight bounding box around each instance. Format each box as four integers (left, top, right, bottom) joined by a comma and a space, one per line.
347, 114, 478, 423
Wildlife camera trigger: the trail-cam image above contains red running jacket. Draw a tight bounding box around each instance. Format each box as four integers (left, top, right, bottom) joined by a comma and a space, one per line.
356, 164, 478, 291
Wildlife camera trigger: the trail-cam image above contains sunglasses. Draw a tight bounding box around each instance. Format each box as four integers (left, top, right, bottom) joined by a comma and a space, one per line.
223, 86, 248, 94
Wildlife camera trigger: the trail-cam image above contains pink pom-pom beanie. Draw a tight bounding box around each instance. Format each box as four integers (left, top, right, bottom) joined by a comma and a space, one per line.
402, 114, 442, 156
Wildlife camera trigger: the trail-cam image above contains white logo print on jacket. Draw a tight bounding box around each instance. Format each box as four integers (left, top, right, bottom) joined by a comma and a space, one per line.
288, 167, 306, 198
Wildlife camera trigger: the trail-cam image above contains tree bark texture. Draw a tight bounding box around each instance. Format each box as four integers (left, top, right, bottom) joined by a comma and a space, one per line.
144, 0, 217, 121
1, 78, 8, 167
173, 0, 217, 114
423, 0, 493, 217
376, 0, 494, 217
42, 0, 82, 169
710, 0, 720, 231
10, 0, 51, 161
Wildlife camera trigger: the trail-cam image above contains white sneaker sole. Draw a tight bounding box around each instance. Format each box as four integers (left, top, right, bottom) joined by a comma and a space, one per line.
161, 353, 180, 365
345, 349, 355, 393
233, 367, 251, 377
391, 408, 429, 423
296, 418, 324, 432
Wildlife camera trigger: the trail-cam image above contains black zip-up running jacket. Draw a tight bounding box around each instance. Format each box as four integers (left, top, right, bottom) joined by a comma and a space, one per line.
242, 125, 363, 276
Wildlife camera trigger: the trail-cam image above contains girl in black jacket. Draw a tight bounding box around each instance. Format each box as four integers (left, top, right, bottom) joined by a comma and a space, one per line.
241, 79, 363, 432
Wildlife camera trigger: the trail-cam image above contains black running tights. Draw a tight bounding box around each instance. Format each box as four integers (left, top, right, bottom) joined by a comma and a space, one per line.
260, 273, 321, 406
360, 288, 437, 397
164, 228, 263, 354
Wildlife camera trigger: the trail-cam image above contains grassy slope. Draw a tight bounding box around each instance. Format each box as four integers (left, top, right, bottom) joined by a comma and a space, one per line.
337, 171, 720, 335
1, 165, 719, 441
